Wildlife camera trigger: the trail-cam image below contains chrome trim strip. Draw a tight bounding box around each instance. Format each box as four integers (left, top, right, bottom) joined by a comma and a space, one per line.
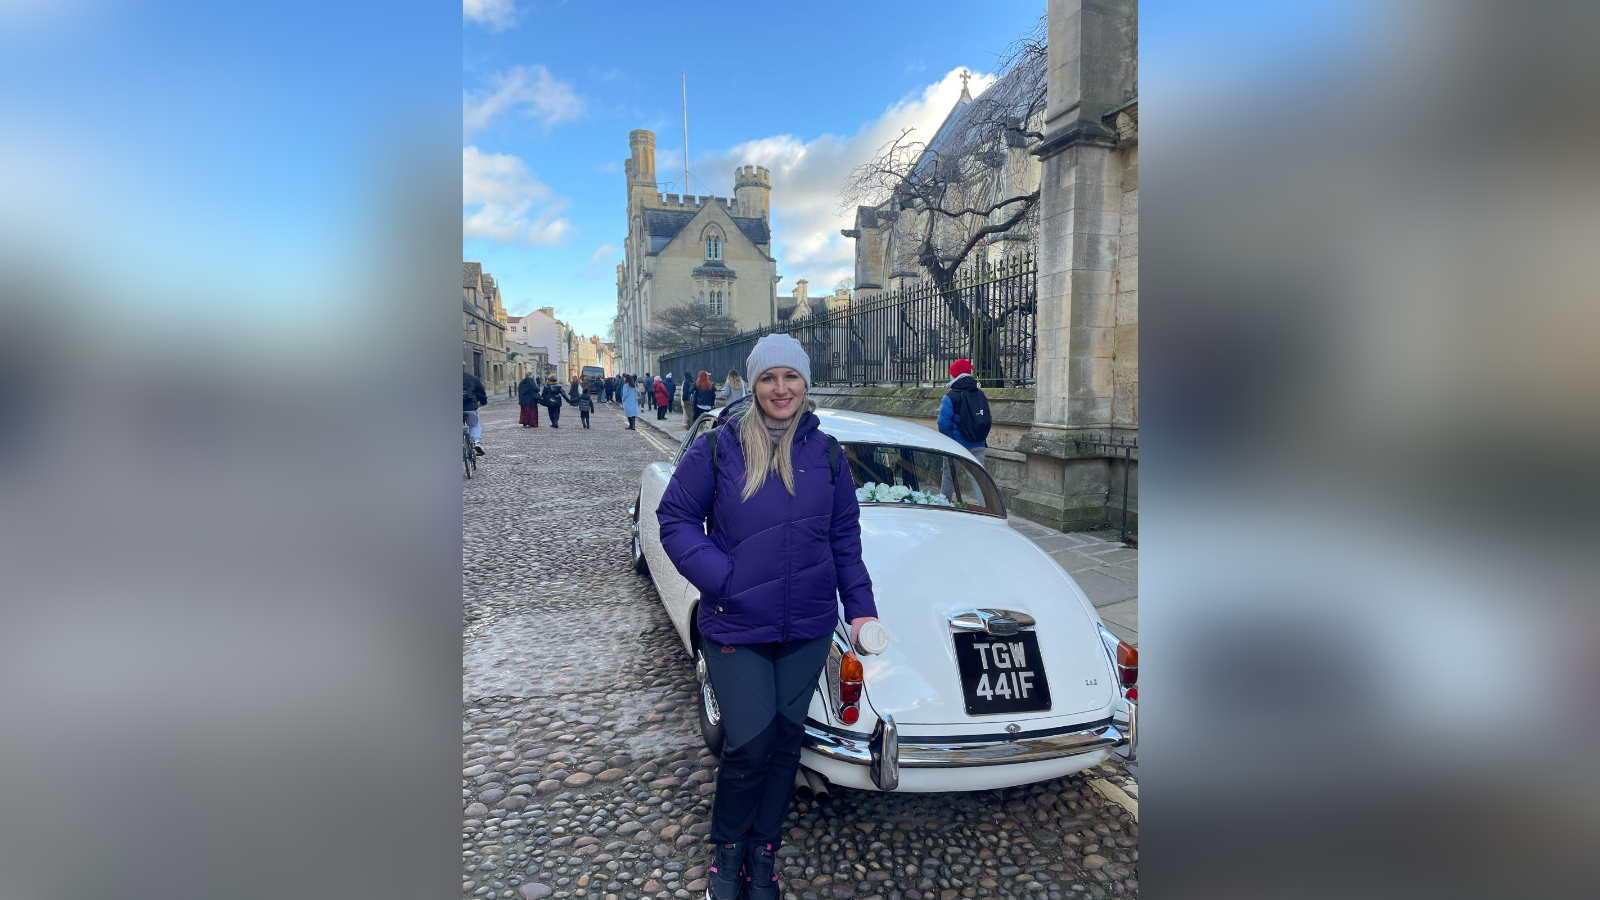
948, 608, 1037, 635
804, 720, 1122, 769
1113, 700, 1136, 763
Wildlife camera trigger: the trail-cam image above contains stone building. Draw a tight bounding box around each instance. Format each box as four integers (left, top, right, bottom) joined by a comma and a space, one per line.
776, 279, 852, 323
463, 262, 509, 396
824, 2, 1138, 533
843, 62, 1047, 294
516, 306, 586, 383
615, 129, 780, 377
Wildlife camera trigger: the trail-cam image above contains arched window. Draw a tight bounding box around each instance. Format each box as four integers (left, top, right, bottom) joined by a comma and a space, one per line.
704, 233, 722, 261
699, 290, 705, 306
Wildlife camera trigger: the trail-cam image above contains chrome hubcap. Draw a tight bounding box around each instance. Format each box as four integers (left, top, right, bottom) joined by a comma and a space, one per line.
696, 651, 721, 727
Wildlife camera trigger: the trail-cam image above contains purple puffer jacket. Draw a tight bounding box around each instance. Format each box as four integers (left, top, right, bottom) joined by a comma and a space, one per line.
656, 411, 876, 645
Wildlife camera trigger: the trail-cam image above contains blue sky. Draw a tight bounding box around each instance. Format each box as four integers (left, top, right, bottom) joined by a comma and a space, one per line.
464, 0, 1048, 340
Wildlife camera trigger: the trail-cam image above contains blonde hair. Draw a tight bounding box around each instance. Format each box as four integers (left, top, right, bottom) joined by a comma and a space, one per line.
725, 370, 743, 388
738, 393, 816, 501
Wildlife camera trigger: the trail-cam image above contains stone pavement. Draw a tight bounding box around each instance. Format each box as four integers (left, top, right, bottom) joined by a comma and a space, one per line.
641, 411, 1139, 648
464, 400, 1138, 900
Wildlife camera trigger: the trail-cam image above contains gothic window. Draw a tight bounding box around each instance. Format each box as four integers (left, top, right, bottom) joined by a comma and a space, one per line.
704, 233, 722, 261
710, 289, 725, 316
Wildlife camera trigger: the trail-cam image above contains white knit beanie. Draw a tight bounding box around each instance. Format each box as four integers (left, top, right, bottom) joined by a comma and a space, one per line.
745, 333, 811, 386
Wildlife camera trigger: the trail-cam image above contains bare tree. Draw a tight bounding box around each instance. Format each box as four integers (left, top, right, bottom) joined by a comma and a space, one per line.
643, 299, 739, 355
837, 17, 1047, 381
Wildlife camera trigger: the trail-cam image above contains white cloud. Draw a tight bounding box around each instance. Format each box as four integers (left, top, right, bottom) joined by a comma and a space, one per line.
464, 64, 584, 137
593, 160, 619, 174
463, 0, 515, 31
691, 68, 997, 293
463, 146, 572, 246
580, 243, 622, 279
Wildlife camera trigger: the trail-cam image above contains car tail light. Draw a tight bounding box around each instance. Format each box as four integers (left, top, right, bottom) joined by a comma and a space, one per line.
1125, 686, 1138, 702
1116, 642, 1138, 687
837, 651, 864, 724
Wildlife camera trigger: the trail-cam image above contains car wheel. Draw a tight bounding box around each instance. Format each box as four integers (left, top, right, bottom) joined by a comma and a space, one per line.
695, 645, 725, 754
630, 496, 649, 575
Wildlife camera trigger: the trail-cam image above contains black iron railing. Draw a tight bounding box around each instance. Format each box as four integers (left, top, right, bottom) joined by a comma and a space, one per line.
1073, 433, 1138, 542
660, 253, 1036, 387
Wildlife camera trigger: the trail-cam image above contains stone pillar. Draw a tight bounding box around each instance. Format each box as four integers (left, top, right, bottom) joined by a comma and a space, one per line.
1012, 0, 1138, 533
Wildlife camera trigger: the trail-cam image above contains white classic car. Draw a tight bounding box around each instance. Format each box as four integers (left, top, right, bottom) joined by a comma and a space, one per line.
630, 406, 1136, 792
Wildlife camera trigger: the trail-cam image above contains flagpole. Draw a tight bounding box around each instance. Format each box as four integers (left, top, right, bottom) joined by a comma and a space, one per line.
681, 71, 690, 195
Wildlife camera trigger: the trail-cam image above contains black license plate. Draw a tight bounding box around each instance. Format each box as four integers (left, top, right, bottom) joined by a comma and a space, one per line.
952, 630, 1052, 716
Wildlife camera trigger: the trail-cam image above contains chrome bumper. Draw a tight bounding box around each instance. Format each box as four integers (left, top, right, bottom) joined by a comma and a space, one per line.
805, 705, 1136, 791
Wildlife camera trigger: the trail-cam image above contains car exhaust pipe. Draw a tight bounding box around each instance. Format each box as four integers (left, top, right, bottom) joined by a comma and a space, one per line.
792, 768, 813, 801
803, 767, 831, 802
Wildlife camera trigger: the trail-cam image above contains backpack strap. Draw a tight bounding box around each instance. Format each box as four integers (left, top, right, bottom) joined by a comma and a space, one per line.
827, 434, 839, 485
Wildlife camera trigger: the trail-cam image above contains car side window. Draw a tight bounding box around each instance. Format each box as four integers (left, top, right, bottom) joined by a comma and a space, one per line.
672, 418, 720, 468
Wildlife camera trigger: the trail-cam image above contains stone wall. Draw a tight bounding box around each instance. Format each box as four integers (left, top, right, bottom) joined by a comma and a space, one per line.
808, 384, 1136, 533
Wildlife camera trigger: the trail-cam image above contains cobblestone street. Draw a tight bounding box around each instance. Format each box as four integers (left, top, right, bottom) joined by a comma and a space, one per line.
464, 400, 1139, 900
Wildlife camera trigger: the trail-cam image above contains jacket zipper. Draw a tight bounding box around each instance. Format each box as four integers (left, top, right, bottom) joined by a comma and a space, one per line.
782, 433, 808, 643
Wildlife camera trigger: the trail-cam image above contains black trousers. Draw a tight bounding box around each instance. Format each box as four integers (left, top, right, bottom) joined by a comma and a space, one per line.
703, 634, 832, 845
656, 404, 668, 420
580, 410, 590, 428
546, 404, 560, 427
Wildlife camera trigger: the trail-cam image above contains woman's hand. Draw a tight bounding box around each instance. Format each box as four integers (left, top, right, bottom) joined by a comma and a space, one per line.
848, 616, 879, 649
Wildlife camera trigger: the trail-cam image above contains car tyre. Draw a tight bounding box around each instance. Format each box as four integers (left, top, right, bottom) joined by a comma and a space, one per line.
695, 643, 725, 754
630, 496, 649, 575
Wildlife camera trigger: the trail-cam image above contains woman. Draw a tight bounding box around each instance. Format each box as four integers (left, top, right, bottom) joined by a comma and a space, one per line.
653, 377, 671, 420
715, 369, 746, 406
691, 371, 717, 421
682, 371, 696, 428
516, 371, 541, 427
656, 333, 879, 900
620, 374, 640, 430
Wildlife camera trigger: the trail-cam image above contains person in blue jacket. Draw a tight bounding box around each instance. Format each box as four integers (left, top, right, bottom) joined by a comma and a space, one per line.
938, 358, 989, 468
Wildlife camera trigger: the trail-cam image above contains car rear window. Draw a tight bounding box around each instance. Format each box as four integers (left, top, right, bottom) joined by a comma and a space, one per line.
840, 443, 1006, 516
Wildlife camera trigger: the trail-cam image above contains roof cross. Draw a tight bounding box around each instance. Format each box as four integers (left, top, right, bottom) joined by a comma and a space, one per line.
958, 69, 971, 98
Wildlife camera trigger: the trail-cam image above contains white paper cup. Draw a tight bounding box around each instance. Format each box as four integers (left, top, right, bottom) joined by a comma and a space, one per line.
854, 621, 890, 655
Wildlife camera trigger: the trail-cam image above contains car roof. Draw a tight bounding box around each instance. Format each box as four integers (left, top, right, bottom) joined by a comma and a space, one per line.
812, 407, 973, 458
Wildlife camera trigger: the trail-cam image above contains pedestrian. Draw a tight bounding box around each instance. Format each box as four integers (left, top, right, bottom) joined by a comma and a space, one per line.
620, 374, 640, 430
662, 372, 676, 414
589, 376, 602, 409
517, 371, 541, 427
643, 373, 654, 409
541, 375, 565, 428
716, 369, 747, 407
463, 368, 488, 456
682, 371, 696, 428
575, 387, 594, 428
691, 371, 716, 421
571, 377, 584, 405
938, 358, 992, 497
653, 376, 670, 420
656, 333, 879, 900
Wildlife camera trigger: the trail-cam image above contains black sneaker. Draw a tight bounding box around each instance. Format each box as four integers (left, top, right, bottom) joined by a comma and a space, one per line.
473, 444, 485, 457
706, 840, 744, 900
746, 840, 778, 900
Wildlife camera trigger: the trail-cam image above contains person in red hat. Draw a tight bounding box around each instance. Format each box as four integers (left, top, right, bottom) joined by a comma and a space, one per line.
938, 359, 992, 495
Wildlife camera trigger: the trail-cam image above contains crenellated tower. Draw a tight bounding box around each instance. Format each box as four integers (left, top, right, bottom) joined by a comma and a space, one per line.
628, 129, 657, 212
734, 165, 771, 220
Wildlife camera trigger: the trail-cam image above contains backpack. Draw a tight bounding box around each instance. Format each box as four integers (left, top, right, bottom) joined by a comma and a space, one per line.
950, 383, 992, 443
704, 423, 838, 535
